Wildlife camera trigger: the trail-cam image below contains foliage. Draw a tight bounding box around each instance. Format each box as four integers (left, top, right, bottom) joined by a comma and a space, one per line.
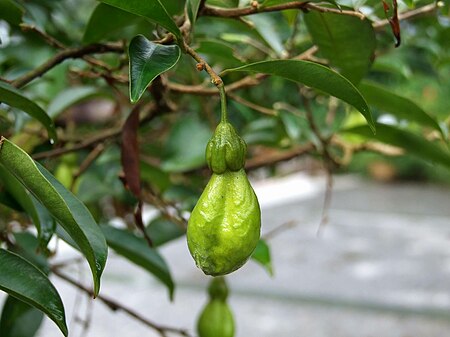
0, 0, 449, 336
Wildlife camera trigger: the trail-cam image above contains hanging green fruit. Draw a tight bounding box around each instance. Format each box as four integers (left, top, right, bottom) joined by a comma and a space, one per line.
187, 86, 261, 276
197, 277, 235, 337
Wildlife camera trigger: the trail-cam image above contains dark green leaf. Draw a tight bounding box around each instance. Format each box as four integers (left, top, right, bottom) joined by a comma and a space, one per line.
0, 82, 56, 142
129, 35, 181, 103
145, 217, 185, 247
140, 161, 171, 193
0, 0, 24, 26
83, 3, 140, 44
0, 249, 67, 336
11, 232, 50, 275
343, 123, 450, 169
223, 60, 374, 132
251, 239, 273, 276
47, 86, 113, 118
162, 116, 211, 172
99, 0, 182, 41
358, 81, 444, 137
0, 296, 44, 337
0, 138, 108, 296
304, 10, 376, 84
186, 0, 201, 25
101, 226, 174, 299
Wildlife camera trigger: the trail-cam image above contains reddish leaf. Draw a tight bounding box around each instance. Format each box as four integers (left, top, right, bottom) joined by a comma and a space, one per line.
382, 0, 401, 47
121, 105, 141, 197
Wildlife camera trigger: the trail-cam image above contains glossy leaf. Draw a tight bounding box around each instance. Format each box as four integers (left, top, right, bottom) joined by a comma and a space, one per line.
145, 217, 185, 247
0, 82, 56, 142
343, 123, 450, 169
0, 0, 24, 26
162, 116, 211, 172
186, 0, 201, 25
83, 3, 140, 44
358, 81, 444, 137
251, 239, 273, 276
0, 249, 67, 336
0, 138, 108, 296
304, 10, 376, 84
129, 35, 181, 103
0, 295, 44, 337
223, 60, 374, 132
101, 226, 175, 299
99, 0, 181, 41
47, 86, 112, 118
0, 165, 54, 248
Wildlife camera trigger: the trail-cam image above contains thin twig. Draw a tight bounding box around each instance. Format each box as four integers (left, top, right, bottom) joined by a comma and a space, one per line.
228, 92, 277, 116
52, 268, 193, 337
11, 43, 123, 88
316, 171, 333, 237
263, 220, 298, 240
70, 143, 106, 191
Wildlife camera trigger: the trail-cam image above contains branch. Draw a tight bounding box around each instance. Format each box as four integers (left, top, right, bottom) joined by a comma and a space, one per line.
373, 2, 442, 29
52, 268, 193, 337
11, 43, 124, 88
200, 2, 365, 19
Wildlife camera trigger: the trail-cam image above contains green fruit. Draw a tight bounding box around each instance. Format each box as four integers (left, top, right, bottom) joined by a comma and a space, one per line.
187, 122, 261, 276
197, 300, 235, 337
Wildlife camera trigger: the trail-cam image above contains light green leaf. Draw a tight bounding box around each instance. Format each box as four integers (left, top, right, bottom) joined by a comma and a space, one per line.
0, 138, 108, 296
99, 0, 181, 41
223, 60, 374, 132
145, 217, 185, 247
47, 86, 112, 118
343, 123, 450, 169
0, 0, 24, 26
101, 226, 175, 299
304, 10, 376, 84
196, 39, 244, 68
248, 13, 286, 57
186, 0, 201, 25
162, 116, 211, 172
0, 295, 44, 337
0, 166, 54, 248
129, 35, 181, 103
0, 249, 67, 336
251, 239, 273, 276
0, 82, 56, 142
83, 3, 140, 44
359, 81, 444, 137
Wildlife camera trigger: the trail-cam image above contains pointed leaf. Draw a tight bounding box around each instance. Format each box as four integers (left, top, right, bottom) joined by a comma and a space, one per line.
0, 249, 67, 336
129, 35, 181, 103
0, 82, 56, 142
251, 239, 273, 276
83, 3, 140, 44
223, 60, 374, 132
343, 123, 450, 169
359, 81, 444, 137
0, 295, 44, 337
0, 138, 108, 296
304, 10, 376, 84
101, 226, 174, 299
99, 0, 181, 41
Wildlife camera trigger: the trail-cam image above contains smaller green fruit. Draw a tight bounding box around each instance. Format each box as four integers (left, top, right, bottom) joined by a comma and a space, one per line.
197, 300, 235, 337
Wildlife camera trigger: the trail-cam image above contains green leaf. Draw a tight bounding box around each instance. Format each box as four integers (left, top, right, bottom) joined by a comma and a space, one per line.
0, 249, 67, 336
196, 39, 244, 68
261, 0, 339, 9
0, 0, 24, 26
251, 239, 273, 276
186, 0, 201, 25
358, 81, 444, 137
0, 82, 57, 142
248, 13, 286, 57
47, 86, 113, 118
223, 60, 374, 132
99, 0, 182, 41
208, 0, 239, 8
83, 3, 140, 44
0, 166, 54, 248
162, 116, 211, 172
343, 123, 450, 169
129, 35, 181, 103
0, 296, 44, 337
101, 226, 175, 299
140, 161, 171, 193
145, 217, 185, 247
0, 138, 108, 296
12, 232, 50, 275
304, 10, 376, 84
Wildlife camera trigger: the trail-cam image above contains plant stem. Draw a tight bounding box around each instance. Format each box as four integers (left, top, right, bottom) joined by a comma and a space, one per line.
219, 84, 228, 123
